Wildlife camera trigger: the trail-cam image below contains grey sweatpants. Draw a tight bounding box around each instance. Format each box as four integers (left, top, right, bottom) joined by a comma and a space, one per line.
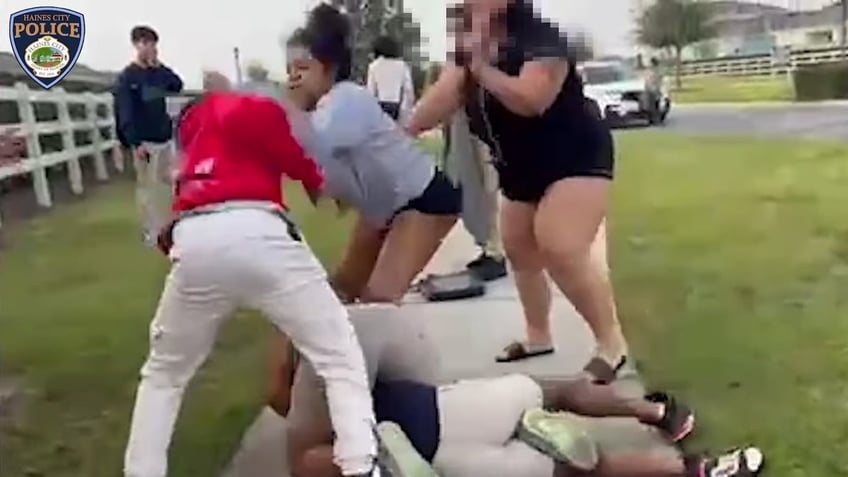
434, 374, 555, 477
443, 112, 504, 258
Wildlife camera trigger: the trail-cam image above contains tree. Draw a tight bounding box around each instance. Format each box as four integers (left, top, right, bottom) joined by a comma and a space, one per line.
637, 0, 713, 88
298, 1, 426, 86
326, 0, 426, 84
245, 61, 269, 82
384, 10, 426, 67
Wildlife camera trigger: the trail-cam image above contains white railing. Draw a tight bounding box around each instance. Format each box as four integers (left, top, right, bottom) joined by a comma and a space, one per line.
0, 82, 122, 228
680, 46, 848, 77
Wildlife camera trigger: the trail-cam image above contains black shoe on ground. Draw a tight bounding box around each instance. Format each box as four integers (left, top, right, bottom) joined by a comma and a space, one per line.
685, 447, 765, 477
643, 392, 695, 443
467, 253, 507, 281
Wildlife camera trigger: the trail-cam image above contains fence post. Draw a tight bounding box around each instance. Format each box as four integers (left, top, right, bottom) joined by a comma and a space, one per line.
55, 87, 84, 195
105, 95, 125, 173
15, 82, 52, 208
86, 92, 109, 181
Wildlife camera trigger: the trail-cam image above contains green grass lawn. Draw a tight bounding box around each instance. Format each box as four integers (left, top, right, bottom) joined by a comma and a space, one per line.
0, 185, 355, 477
673, 74, 796, 104
2, 133, 848, 476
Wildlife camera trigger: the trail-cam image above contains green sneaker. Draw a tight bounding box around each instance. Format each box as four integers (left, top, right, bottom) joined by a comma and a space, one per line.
376, 421, 441, 477
516, 408, 598, 471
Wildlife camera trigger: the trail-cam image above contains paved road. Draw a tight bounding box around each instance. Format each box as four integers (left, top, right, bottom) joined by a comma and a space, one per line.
655, 103, 848, 142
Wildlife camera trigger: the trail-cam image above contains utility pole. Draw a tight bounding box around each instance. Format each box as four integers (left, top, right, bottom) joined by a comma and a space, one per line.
233, 47, 243, 87
841, 0, 847, 60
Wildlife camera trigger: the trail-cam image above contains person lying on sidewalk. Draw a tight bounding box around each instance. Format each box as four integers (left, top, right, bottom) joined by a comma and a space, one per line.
279, 306, 764, 477
284, 4, 461, 304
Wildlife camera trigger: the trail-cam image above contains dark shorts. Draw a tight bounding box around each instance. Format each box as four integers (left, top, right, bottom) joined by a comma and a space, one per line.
497, 128, 615, 204
397, 169, 462, 217
379, 101, 401, 121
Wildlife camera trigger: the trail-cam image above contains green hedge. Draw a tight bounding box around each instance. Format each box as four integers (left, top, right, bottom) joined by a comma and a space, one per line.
793, 62, 848, 101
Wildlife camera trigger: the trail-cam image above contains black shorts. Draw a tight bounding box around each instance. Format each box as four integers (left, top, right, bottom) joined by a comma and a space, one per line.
497, 128, 615, 204
379, 101, 401, 121
397, 169, 462, 216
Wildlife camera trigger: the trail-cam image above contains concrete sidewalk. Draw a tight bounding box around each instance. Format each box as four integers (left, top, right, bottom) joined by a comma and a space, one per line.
224, 227, 677, 477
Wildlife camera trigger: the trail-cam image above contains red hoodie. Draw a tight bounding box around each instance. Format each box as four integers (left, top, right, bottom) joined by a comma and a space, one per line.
172, 92, 324, 214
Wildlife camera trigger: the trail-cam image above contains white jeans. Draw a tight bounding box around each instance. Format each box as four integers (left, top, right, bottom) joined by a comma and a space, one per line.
124, 208, 376, 477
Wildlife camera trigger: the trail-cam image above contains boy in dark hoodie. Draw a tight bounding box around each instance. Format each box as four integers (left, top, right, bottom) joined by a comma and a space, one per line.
114, 25, 183, 245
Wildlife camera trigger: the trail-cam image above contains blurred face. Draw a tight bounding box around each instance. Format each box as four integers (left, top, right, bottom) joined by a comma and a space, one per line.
453, 0, 510, 53
134, 39, 157, 62
467, 0, 509, 21
286, 44, 333, 111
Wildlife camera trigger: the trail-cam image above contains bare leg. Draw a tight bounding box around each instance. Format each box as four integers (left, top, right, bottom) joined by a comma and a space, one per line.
267, 329, 297, 417
360, 210, 456, 303
556, 453, 686, 477
535, 178, 627, 362
537, 378, 663, 424
331, 215, 384, 302
501, 198, 553, 346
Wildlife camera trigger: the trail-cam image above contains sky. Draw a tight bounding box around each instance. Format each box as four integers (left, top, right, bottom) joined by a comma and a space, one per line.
0, 0, 838, 88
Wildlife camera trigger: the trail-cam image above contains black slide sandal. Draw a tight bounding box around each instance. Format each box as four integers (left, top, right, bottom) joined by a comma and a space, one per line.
584, 355, 628, 384
496, 341, 555, 363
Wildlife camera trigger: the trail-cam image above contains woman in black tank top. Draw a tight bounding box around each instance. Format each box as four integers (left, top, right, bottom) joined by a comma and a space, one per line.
407, 0, 628, 379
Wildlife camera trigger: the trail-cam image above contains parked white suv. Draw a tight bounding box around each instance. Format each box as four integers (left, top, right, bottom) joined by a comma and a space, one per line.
578, 61, 671, 126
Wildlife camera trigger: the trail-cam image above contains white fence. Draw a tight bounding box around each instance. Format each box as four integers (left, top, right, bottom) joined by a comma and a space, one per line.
680, 46, 848, 77
0, 82, 123, 228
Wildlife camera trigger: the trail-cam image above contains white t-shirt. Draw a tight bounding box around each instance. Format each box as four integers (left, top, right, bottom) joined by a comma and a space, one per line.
366, 57, 415, 122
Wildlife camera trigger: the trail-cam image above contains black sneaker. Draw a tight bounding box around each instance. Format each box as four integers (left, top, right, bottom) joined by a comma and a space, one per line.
643, 392, 695, 443
466, 252, 488, 269
467, 253, 508, 281
685, 447, 765, 477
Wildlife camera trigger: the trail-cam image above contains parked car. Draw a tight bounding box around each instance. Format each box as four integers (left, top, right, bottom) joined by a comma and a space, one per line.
578, 61, 671, 126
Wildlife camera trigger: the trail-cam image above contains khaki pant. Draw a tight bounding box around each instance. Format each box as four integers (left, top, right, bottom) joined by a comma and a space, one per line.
472, 138, 504, 258
134, 141, 177, 237
434, 374, 554, 477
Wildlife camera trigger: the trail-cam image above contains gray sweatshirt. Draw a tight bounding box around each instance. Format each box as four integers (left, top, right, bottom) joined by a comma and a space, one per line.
288, 81, 434, 226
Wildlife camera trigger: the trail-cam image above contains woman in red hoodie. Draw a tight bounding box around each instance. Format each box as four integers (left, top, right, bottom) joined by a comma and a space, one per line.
122, 93, 379, 477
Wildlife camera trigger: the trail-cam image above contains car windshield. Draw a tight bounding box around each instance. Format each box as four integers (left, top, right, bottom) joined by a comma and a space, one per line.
580, 64, 638, 85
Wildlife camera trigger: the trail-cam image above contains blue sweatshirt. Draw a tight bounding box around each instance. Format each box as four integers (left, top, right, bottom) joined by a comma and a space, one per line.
114, 63, 184, 147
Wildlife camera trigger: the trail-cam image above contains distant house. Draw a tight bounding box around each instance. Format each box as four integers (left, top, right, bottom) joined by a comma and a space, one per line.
634, 1, 847, 61
687, 1, 848, 60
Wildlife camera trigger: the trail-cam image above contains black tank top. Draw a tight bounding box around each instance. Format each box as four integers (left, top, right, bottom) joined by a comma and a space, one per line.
463, 1, 604, 166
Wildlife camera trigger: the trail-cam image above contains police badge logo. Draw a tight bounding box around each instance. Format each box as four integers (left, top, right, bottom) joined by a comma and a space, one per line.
9, 7, 85, 90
